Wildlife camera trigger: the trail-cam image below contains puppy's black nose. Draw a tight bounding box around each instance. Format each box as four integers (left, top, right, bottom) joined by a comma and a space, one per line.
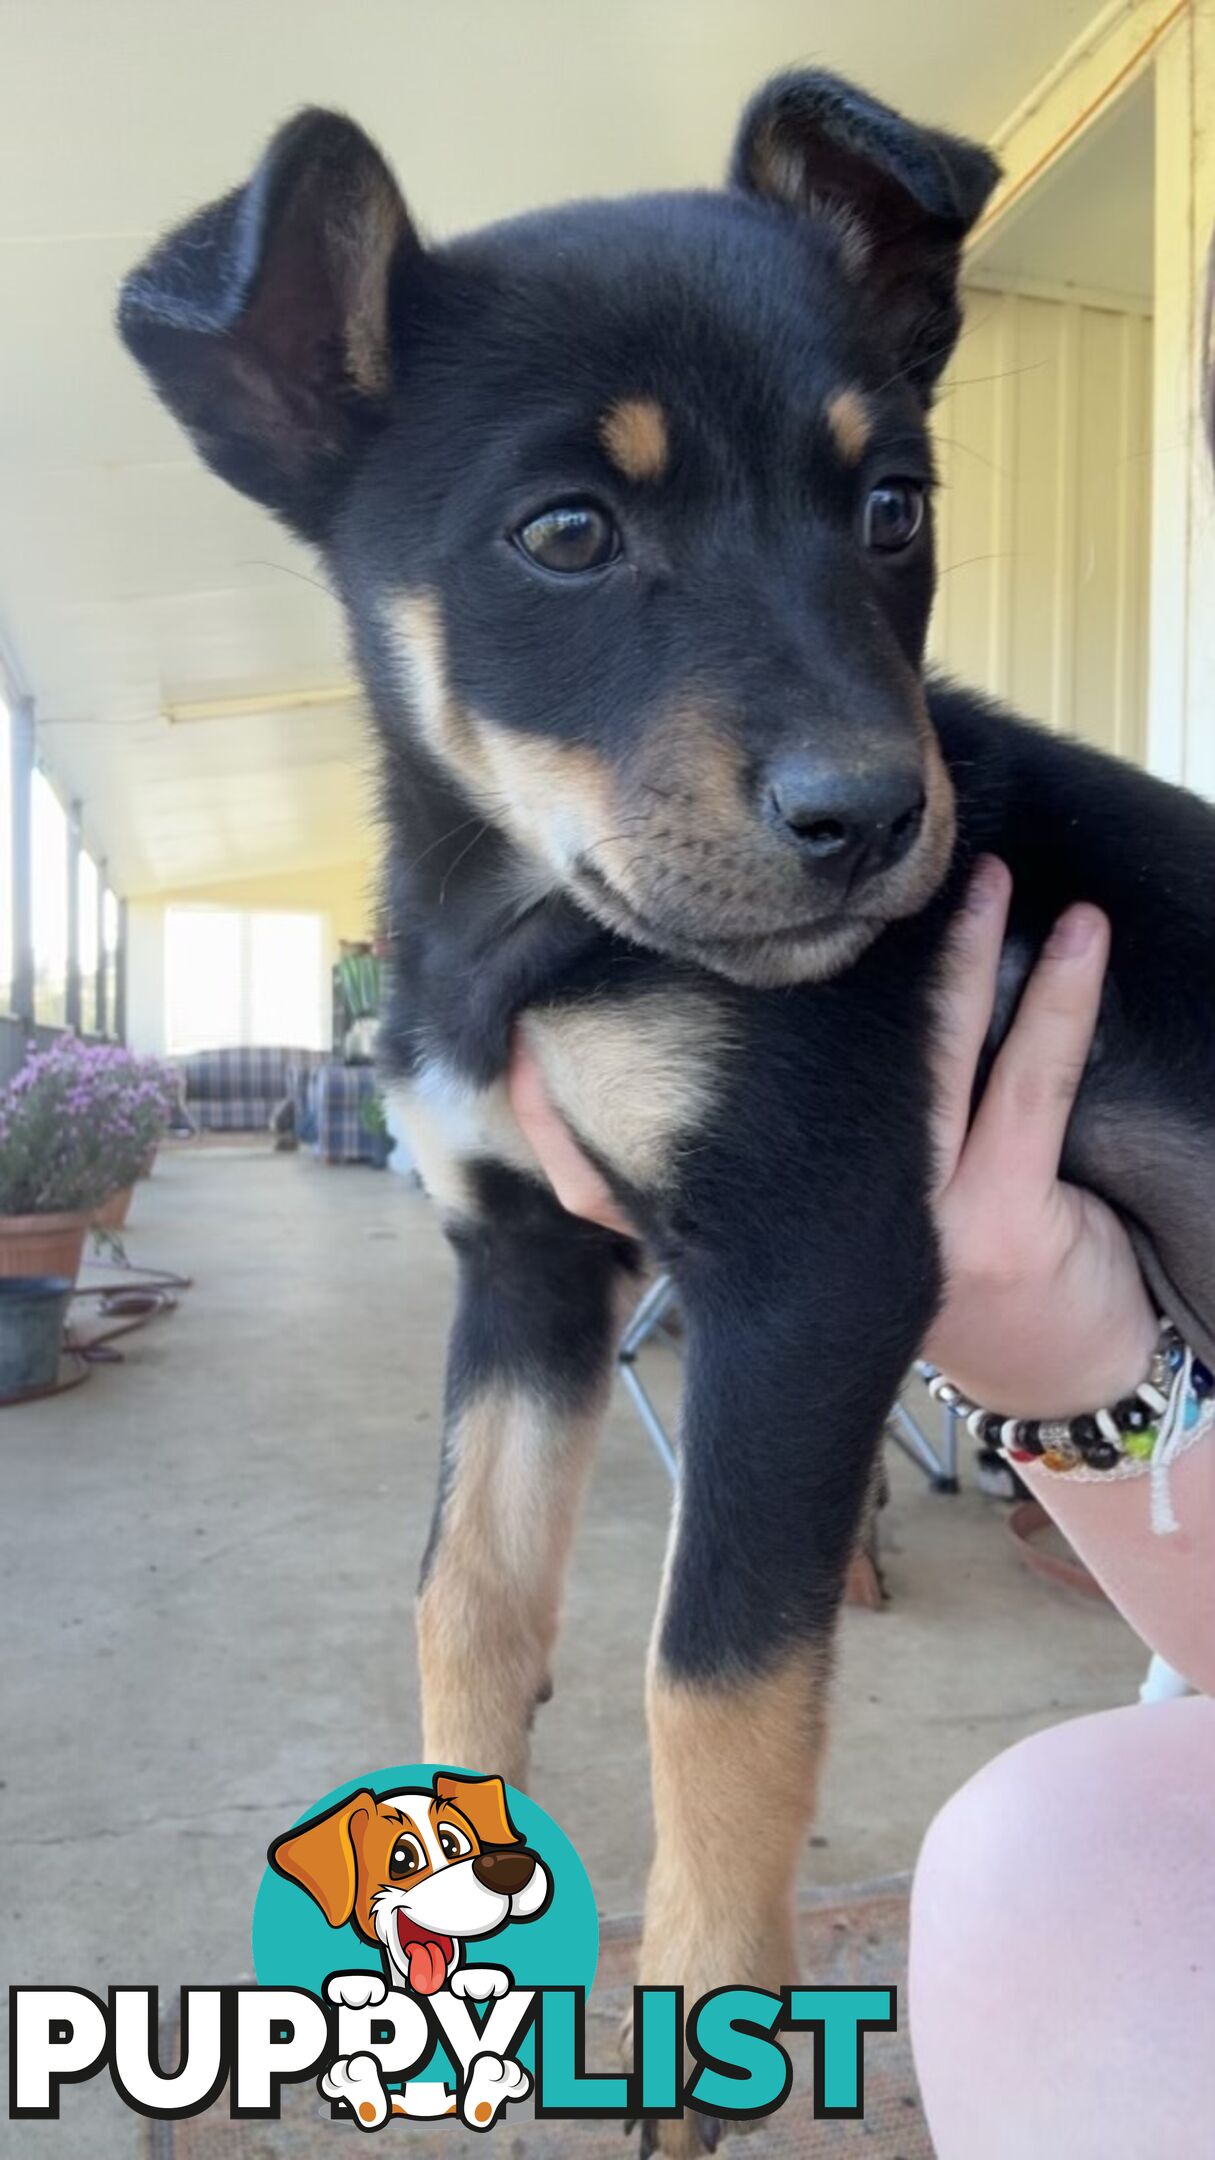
471, 1848, 536, 1895
764, 753, 926, 884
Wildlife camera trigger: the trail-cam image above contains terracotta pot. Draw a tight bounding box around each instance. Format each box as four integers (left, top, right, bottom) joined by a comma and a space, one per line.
93, 1184, 134, 1231
0, 1210, 90, 1284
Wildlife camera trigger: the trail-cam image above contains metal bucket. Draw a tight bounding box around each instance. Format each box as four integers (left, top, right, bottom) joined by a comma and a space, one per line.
0, 1276, 72, 1401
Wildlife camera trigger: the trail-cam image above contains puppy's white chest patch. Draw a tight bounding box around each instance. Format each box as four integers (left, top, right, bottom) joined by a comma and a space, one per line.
389, 1062, 540, 1216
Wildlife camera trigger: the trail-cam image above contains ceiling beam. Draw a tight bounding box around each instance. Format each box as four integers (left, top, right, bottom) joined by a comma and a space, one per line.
163, 687, 359, 725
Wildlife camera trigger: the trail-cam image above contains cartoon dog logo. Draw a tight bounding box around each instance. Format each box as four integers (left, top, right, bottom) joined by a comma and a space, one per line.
270, 1771, 550, 2130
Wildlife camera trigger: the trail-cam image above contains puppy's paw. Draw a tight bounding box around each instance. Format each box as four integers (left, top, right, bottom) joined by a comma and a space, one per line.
320, 2052, 390, 2130
449, 1965, 511, 2003
325, 1971, 388, 2012
638, 2114, 722, 2157
461, 2050, 532, 2130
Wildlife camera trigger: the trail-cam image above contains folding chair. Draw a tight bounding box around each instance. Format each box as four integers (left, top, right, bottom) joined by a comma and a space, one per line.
617, 1271, 958, 1490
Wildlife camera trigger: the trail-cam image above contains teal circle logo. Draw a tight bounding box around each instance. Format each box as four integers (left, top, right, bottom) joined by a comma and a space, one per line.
252, 1764, 597, 2099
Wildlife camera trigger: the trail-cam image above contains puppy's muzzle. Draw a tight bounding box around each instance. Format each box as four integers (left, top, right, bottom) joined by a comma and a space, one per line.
763, 750, 926, 890
471, 1849, 538, 1896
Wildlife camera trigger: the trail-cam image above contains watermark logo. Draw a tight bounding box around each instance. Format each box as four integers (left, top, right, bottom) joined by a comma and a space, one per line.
10, 1762, 896, 2133
253, 1762, 597, 2130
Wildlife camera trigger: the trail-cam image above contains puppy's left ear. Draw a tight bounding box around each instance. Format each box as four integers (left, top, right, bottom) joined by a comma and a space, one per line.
434, 1773, 521, 1847
731, 70, 1000, 396
119, 109, 416, 539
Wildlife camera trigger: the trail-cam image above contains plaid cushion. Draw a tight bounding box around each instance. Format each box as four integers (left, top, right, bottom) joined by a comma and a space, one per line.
311, 1061, 379, 1163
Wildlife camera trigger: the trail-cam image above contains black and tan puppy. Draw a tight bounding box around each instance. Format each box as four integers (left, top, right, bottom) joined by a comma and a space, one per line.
121, 70, 1215, 2153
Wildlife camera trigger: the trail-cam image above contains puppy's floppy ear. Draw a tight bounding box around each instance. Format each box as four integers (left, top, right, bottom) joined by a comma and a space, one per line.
269, 1789, 375, 1927
434, 1773, 521, 1848
118, 110, 416, 538
731, 70, 1000, 396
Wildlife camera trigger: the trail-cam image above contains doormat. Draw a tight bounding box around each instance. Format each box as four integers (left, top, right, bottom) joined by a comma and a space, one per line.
154, 1878, 928, 2159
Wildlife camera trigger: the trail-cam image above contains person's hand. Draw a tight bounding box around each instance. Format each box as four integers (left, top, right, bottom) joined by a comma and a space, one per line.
509, 853, 1158, 1423
507, 1037, 636, 1237
924, 854, 1156, 1415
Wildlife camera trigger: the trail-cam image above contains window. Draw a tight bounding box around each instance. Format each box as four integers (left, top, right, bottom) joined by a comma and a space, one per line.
31, 768, 68, 1027
164, 907, 326, 1055
102, 887, 119, 1037
0, 699, 11, 1014
79, 850, 99, 1035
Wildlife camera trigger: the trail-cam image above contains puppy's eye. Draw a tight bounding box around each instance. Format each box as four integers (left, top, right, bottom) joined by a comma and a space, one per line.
389, 1838, 424, 1879
514, 503, 620, 574
861, 480, 926, 553
438, 1824, 472, 1860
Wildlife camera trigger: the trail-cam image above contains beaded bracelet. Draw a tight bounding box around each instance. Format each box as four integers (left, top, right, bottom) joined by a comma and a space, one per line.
919, 1318, 1213, 1477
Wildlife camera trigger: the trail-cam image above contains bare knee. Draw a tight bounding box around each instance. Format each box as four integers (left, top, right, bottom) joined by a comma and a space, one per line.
911, 1703, 1215, 2160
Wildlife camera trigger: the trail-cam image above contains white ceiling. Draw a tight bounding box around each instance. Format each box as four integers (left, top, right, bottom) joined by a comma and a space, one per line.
0, 0, 1107, 894
976, 70, 1154, 305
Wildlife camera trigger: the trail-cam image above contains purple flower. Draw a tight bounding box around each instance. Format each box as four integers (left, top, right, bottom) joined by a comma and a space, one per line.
0, 1042, 177, 1213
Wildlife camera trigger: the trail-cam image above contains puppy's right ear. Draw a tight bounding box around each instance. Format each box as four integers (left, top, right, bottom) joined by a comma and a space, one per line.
731, 71, 999, 397
269, 1789, 375, 1928
118, 110, 416, 539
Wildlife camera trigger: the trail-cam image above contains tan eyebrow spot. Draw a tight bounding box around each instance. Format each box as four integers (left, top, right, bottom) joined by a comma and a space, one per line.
825, 387, 873, 463
599, 397, 669, 482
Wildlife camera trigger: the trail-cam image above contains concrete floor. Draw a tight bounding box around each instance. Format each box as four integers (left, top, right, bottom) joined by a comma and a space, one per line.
1, 1143, 1146, 2157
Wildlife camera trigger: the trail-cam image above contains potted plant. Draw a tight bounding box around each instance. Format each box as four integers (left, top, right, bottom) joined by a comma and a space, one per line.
88, 1054, 178, 1229
360, 1088, 397, 1170
0, 1040, 175, 1279
338, 948, 381, 1065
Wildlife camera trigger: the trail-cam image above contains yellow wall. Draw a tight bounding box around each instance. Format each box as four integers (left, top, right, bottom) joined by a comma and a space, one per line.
127, 858, 376, 1054
929, 283, 1153, 764
974, 0, 1214, 795
149, 860, 377, 947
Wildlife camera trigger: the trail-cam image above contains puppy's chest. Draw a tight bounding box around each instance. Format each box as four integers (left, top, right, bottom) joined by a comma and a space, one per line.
394, 987, 735, 1215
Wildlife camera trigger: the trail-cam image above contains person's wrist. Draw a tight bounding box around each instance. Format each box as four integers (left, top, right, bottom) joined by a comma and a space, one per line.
923, 1283, 1160, 1421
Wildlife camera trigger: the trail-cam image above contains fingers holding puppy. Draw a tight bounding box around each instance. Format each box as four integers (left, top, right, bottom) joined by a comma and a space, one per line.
507, 1036, 636, 1234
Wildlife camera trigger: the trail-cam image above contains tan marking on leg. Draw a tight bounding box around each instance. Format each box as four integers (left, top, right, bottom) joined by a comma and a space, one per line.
640, 1648, 832, 1998
825, 387, 873, 463
419, 1381, 608, 1788
599, 397, 669, 482
522, 989, 733, 1193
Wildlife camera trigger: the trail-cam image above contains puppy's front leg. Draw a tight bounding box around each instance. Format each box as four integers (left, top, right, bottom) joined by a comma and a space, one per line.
417, 1159, 632, 1788
638, 1216, 936, 2158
